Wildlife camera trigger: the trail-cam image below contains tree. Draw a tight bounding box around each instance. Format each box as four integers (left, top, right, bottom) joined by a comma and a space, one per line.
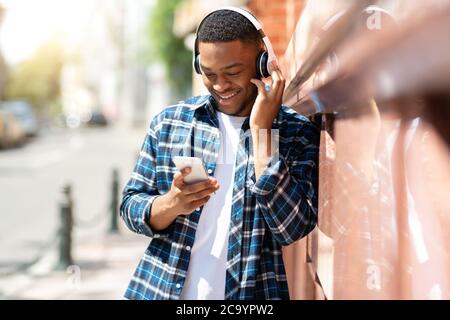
148, 0, 192, 100
0, 53, 7, 100
5, 41, 64, 113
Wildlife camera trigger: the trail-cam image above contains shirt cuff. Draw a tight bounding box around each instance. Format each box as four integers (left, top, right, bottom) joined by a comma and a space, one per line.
249, 152, 289, 196
139, 195, 170, 238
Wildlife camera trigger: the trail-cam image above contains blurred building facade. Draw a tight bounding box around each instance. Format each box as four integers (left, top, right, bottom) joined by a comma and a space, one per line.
174, 0, 450, 299
60, 0, 169, 128
0, 4, 6, 98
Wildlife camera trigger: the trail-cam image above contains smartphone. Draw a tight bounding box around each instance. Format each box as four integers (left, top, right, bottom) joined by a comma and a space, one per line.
172, 156, 209, 184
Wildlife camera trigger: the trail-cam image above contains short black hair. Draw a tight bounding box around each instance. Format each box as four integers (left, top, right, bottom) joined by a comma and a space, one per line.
197, 9, 262, 47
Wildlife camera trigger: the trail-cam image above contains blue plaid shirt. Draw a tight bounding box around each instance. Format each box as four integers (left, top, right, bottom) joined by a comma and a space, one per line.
120, 95, 319, 300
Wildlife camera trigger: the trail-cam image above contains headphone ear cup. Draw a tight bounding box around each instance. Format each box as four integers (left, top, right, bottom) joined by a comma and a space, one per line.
194, 55, 201, 75
256, 51, 270, 79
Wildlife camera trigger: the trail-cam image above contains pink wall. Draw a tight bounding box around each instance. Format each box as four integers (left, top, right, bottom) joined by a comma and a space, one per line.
278, 1, 450, 299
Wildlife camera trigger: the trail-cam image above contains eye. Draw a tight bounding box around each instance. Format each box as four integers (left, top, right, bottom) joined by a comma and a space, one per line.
226, 72, 241, 77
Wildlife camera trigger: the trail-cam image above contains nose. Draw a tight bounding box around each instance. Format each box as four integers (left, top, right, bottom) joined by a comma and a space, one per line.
212, 76, 231, 93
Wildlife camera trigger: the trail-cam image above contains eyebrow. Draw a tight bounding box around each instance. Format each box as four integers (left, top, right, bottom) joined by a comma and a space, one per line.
201, 62, 244, 71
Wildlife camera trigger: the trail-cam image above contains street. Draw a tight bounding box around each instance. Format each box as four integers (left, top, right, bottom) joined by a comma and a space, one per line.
0, 125, 149, 274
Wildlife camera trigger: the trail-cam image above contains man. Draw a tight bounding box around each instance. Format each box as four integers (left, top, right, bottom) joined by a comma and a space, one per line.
120, 8, 319, 300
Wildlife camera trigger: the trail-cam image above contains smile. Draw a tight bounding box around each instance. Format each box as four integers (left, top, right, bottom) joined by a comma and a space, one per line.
215, 90, 240, 100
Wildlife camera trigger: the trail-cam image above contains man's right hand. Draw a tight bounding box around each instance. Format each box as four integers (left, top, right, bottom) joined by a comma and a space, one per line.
149, 167, 220, 231
167, 167, 220, 215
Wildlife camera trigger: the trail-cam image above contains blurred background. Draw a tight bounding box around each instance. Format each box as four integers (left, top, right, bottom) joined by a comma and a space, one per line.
1, 0, 450, 300
0, 0, 187, 299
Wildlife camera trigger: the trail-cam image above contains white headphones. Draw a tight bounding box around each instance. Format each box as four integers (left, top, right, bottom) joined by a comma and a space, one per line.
193, 6, 277, 79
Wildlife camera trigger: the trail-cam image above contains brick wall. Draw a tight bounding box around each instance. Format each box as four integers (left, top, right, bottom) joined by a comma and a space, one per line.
246, 0, 305, 57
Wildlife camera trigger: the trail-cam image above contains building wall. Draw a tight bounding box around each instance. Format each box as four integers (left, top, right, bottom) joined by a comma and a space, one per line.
247, 0, 305, 58
272, 0, 450, 300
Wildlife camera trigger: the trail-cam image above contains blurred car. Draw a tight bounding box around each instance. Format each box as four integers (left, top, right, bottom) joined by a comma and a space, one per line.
86, 111, 108, 127
0, 109, 26, 149
65, 113, 81, 129
0, 101, 39, 136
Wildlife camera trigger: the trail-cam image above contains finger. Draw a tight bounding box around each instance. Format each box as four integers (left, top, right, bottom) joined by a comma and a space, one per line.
250, 78, 266, 96
271, 69, 285, 93
191, 195, 211, 210
263, 76, 273, 91
187, 185, 219, 201
269, 60, 283, 73
269, 60, 285, 86
183, 177, 217, 194
173, 167, 191, 187
180, 167, 192, 177
272, 69, 284, 86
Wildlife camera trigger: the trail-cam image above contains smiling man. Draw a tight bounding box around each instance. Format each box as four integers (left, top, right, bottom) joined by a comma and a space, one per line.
120, 7, 319, 300
199, 40, 257, 116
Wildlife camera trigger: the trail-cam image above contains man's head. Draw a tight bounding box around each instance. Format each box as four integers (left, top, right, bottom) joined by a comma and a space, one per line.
197, 10, 264, 116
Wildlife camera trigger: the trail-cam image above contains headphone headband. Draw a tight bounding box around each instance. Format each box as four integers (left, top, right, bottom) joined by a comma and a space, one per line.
194, 6, 276, 77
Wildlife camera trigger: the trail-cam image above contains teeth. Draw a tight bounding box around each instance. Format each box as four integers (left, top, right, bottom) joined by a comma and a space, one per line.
218, 91, 238, 100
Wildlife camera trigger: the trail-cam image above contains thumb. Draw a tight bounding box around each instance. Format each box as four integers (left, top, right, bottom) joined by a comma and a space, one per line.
250, 78, 266, 95
173, 167, 191, 187
180, 167, 192, 176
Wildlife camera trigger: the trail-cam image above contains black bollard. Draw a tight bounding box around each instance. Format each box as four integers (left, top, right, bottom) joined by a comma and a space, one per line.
57, 184, 73, 270
110, 169, 119, 233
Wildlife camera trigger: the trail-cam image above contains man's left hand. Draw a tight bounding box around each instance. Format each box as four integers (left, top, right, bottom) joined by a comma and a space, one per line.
249, 61, 285, 129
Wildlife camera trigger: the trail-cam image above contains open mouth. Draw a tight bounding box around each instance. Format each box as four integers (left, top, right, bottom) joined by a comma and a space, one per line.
214, 90, 241, 105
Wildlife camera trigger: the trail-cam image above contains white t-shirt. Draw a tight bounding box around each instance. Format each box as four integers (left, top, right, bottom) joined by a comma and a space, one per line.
180, 111, 246, 300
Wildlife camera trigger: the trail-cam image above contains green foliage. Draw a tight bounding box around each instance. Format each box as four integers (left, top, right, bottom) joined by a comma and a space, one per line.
148, 0, 192, 100
5, 41, 64, 112
0, 53, 8, 99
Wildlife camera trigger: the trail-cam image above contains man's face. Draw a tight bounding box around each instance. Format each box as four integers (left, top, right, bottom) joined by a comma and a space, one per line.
198, 40, 260, 116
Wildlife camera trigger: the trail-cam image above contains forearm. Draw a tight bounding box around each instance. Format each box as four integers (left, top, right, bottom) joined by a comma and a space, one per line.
149, 194, 179, 231
251, 127, 275, 180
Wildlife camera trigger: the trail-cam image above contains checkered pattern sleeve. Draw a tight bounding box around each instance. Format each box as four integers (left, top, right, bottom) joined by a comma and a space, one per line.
119, 113, 166, 238
250, 121, 320, 246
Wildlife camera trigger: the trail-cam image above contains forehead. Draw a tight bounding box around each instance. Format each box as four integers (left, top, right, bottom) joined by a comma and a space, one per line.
198, 40, 258, 69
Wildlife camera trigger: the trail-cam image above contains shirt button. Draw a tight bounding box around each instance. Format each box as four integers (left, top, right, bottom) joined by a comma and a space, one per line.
176, 283, 181, 289
207, 169, 213, 174
186, 246, 191, 251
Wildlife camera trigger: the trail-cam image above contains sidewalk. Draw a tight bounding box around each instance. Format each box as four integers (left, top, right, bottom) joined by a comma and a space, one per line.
1, 229, 149, 300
